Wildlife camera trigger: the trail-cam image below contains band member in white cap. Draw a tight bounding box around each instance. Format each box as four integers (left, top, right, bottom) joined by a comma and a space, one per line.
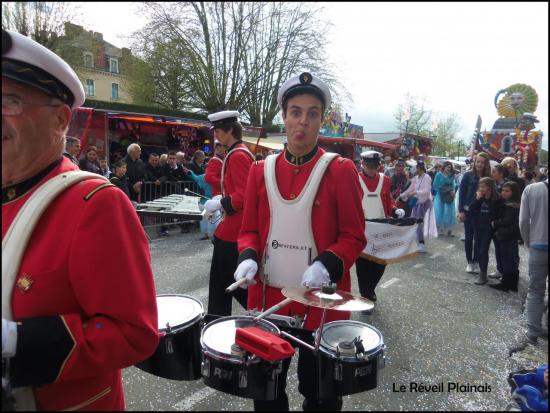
2, 30, 158, 410
235, 72, 366, 410
204, 111, 254, 316
204, 140, 226, 197
356, 150, 405, 313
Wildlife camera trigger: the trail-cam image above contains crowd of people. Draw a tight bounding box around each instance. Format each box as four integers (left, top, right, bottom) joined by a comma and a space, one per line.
2, 28, 547, 411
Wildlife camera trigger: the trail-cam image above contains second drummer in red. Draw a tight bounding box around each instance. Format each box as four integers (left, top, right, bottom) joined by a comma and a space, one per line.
235, 73, 366, 410
204, 111, 255, 316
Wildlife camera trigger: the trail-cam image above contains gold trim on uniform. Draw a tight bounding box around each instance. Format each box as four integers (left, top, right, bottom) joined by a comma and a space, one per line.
83, 183, 115, 201
55, 315, 77, 383
61, 386, 112, 411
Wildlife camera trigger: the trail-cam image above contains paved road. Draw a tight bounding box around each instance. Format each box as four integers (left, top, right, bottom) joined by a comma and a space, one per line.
122, 224, 547, 411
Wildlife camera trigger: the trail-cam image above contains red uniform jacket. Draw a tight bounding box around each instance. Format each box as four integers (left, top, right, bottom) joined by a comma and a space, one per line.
2, 158, 159, 411
359, 172, 396, 218
204, 155, 223, 197
215, 142, 254, 242
238, 148, 366, 330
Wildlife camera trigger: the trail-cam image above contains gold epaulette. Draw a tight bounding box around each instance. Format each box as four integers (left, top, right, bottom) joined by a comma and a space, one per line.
83, 182, 115, 201
337, 157, 346, 164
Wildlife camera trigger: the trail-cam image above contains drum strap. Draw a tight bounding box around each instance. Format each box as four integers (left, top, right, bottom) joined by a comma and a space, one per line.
1, 171, 106, 411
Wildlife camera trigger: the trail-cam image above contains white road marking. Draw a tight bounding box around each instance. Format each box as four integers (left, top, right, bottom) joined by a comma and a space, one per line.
430, 253, 441, 259
446, 244, 455, 249
173, 386, 217, 411
413, 263, 425, 269
379, 277, 399, 288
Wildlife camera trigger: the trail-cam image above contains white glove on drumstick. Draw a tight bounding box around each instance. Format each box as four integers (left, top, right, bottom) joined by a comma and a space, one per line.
234, 259, 258, 288
301, 261, 330, 288
204, 194, 222, 213
2, 318, 18, 358
395, 208, 405, 218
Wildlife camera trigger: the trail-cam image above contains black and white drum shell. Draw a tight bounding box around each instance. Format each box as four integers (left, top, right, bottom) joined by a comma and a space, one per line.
200, 316, 286, 400
136, 294, 204, 380
315, 320, 385, 396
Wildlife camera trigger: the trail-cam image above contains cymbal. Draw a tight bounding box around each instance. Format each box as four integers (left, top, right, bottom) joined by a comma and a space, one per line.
281, 287, 374, 312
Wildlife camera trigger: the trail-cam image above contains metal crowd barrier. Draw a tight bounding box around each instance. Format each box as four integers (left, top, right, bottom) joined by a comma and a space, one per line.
140, 180, 202, 203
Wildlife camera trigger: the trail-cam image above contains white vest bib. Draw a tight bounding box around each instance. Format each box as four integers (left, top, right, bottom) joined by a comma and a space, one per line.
260, 152, 338, 288
359, 173, 386, 219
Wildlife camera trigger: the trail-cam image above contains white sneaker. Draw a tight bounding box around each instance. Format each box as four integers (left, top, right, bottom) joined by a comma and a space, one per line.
472, 263, 480, 273
466, 263, 475, 273
488, 271, 502, 279
460, 235, 465, 241
418, 243, 427, 253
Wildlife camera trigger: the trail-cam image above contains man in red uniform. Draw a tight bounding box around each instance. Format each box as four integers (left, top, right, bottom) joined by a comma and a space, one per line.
356, 151, 405, 313
204, 111, 254, 316
234, 72, 366, 410
204, 141, 226, 197
1, 29, 158, 410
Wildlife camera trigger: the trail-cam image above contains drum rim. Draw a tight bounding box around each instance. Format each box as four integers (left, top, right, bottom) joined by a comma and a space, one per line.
315, 320, 384, 358
200, 316, 280, 361
156, 293, 204, 332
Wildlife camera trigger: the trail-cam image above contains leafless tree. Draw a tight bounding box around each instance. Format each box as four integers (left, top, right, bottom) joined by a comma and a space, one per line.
2, 2, 80, 51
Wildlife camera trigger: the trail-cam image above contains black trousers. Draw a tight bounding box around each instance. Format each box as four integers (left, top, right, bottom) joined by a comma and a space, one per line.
207, 236, 248, 316
254, 332, 343, 411
355, 257, 387, 298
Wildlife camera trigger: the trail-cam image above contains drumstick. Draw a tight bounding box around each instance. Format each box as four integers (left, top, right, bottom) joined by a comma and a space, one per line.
184, 188, 212, 199
253, 298, 293, 322
225, 278, 247, 293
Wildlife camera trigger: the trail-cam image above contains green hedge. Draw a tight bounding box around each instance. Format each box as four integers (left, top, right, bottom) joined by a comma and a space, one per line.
82, 99, 209, 121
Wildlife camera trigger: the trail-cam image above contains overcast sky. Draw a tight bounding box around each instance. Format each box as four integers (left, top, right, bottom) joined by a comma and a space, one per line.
73, 2, 548, 149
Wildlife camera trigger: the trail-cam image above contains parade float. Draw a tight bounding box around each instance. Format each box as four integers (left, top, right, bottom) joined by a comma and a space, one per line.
475, 83, 543, 169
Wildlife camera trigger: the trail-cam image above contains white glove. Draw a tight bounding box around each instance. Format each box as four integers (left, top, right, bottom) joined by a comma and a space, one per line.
204, 198, 222, 213
301, 261, 331, 288
234, 259, 258, 288
395, 208, 405, 218
2, 318, 18, 358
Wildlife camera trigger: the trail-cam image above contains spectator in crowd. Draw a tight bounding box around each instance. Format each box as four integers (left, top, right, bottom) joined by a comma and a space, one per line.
159, 153, 168, 167
518, 176, 548, 344
63, 136, 80, 165
78, 145, 101, 174
384, 159, 395, 177
185, 165, 215, 240
502, 156, 526, 194
143, 153, 166, 201
470, 177, 500, 285
188, 150, 206, 175
537, 166, 548, 182
433, 161, 458, 236
1, 28, 157, 410
390, 158, 411, 216
162, 151, 191, 194
523, 170, 535, 186
123, 143, 145, 202
492, 163, 508, 194
255, 153, 264, 161
490, 181, 522, 292
400, 160, 437, 253
428, 163, 442, 181
98, 157, 111, 179
458, 152, 492, 274
109, 160, 131, 199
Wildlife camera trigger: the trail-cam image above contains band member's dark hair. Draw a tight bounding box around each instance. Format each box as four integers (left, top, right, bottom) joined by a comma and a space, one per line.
218, 121, 242, 140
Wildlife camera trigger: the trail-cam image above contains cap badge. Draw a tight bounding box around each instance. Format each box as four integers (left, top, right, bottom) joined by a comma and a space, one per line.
299, 72, 312, 85
16, 274, 34, 293
7, 188, 16, 200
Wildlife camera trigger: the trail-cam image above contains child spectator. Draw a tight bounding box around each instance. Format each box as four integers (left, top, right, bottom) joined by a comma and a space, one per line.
490, 181, 521, 292
110, 160, 131, 200
470, 177, 500, 285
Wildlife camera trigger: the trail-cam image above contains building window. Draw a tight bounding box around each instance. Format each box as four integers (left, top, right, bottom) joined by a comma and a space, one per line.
85, 79, 95, 97
109, 58, 119, 74
83, 52, 93, 68
111, 83, 119, 100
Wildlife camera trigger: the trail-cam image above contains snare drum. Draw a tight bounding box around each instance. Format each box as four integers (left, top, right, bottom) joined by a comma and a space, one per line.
201, 316, 287, 400
315, 320, 385, 396
136, 294, 204, 380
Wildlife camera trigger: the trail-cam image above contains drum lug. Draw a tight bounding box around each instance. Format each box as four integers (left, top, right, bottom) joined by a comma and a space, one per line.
165, 335, 174, 354
238, 369, 248, 388
378, 345, 387, 369
271, 361, 283, 380
334, 362, 343, 381
201, 358, 210, 377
